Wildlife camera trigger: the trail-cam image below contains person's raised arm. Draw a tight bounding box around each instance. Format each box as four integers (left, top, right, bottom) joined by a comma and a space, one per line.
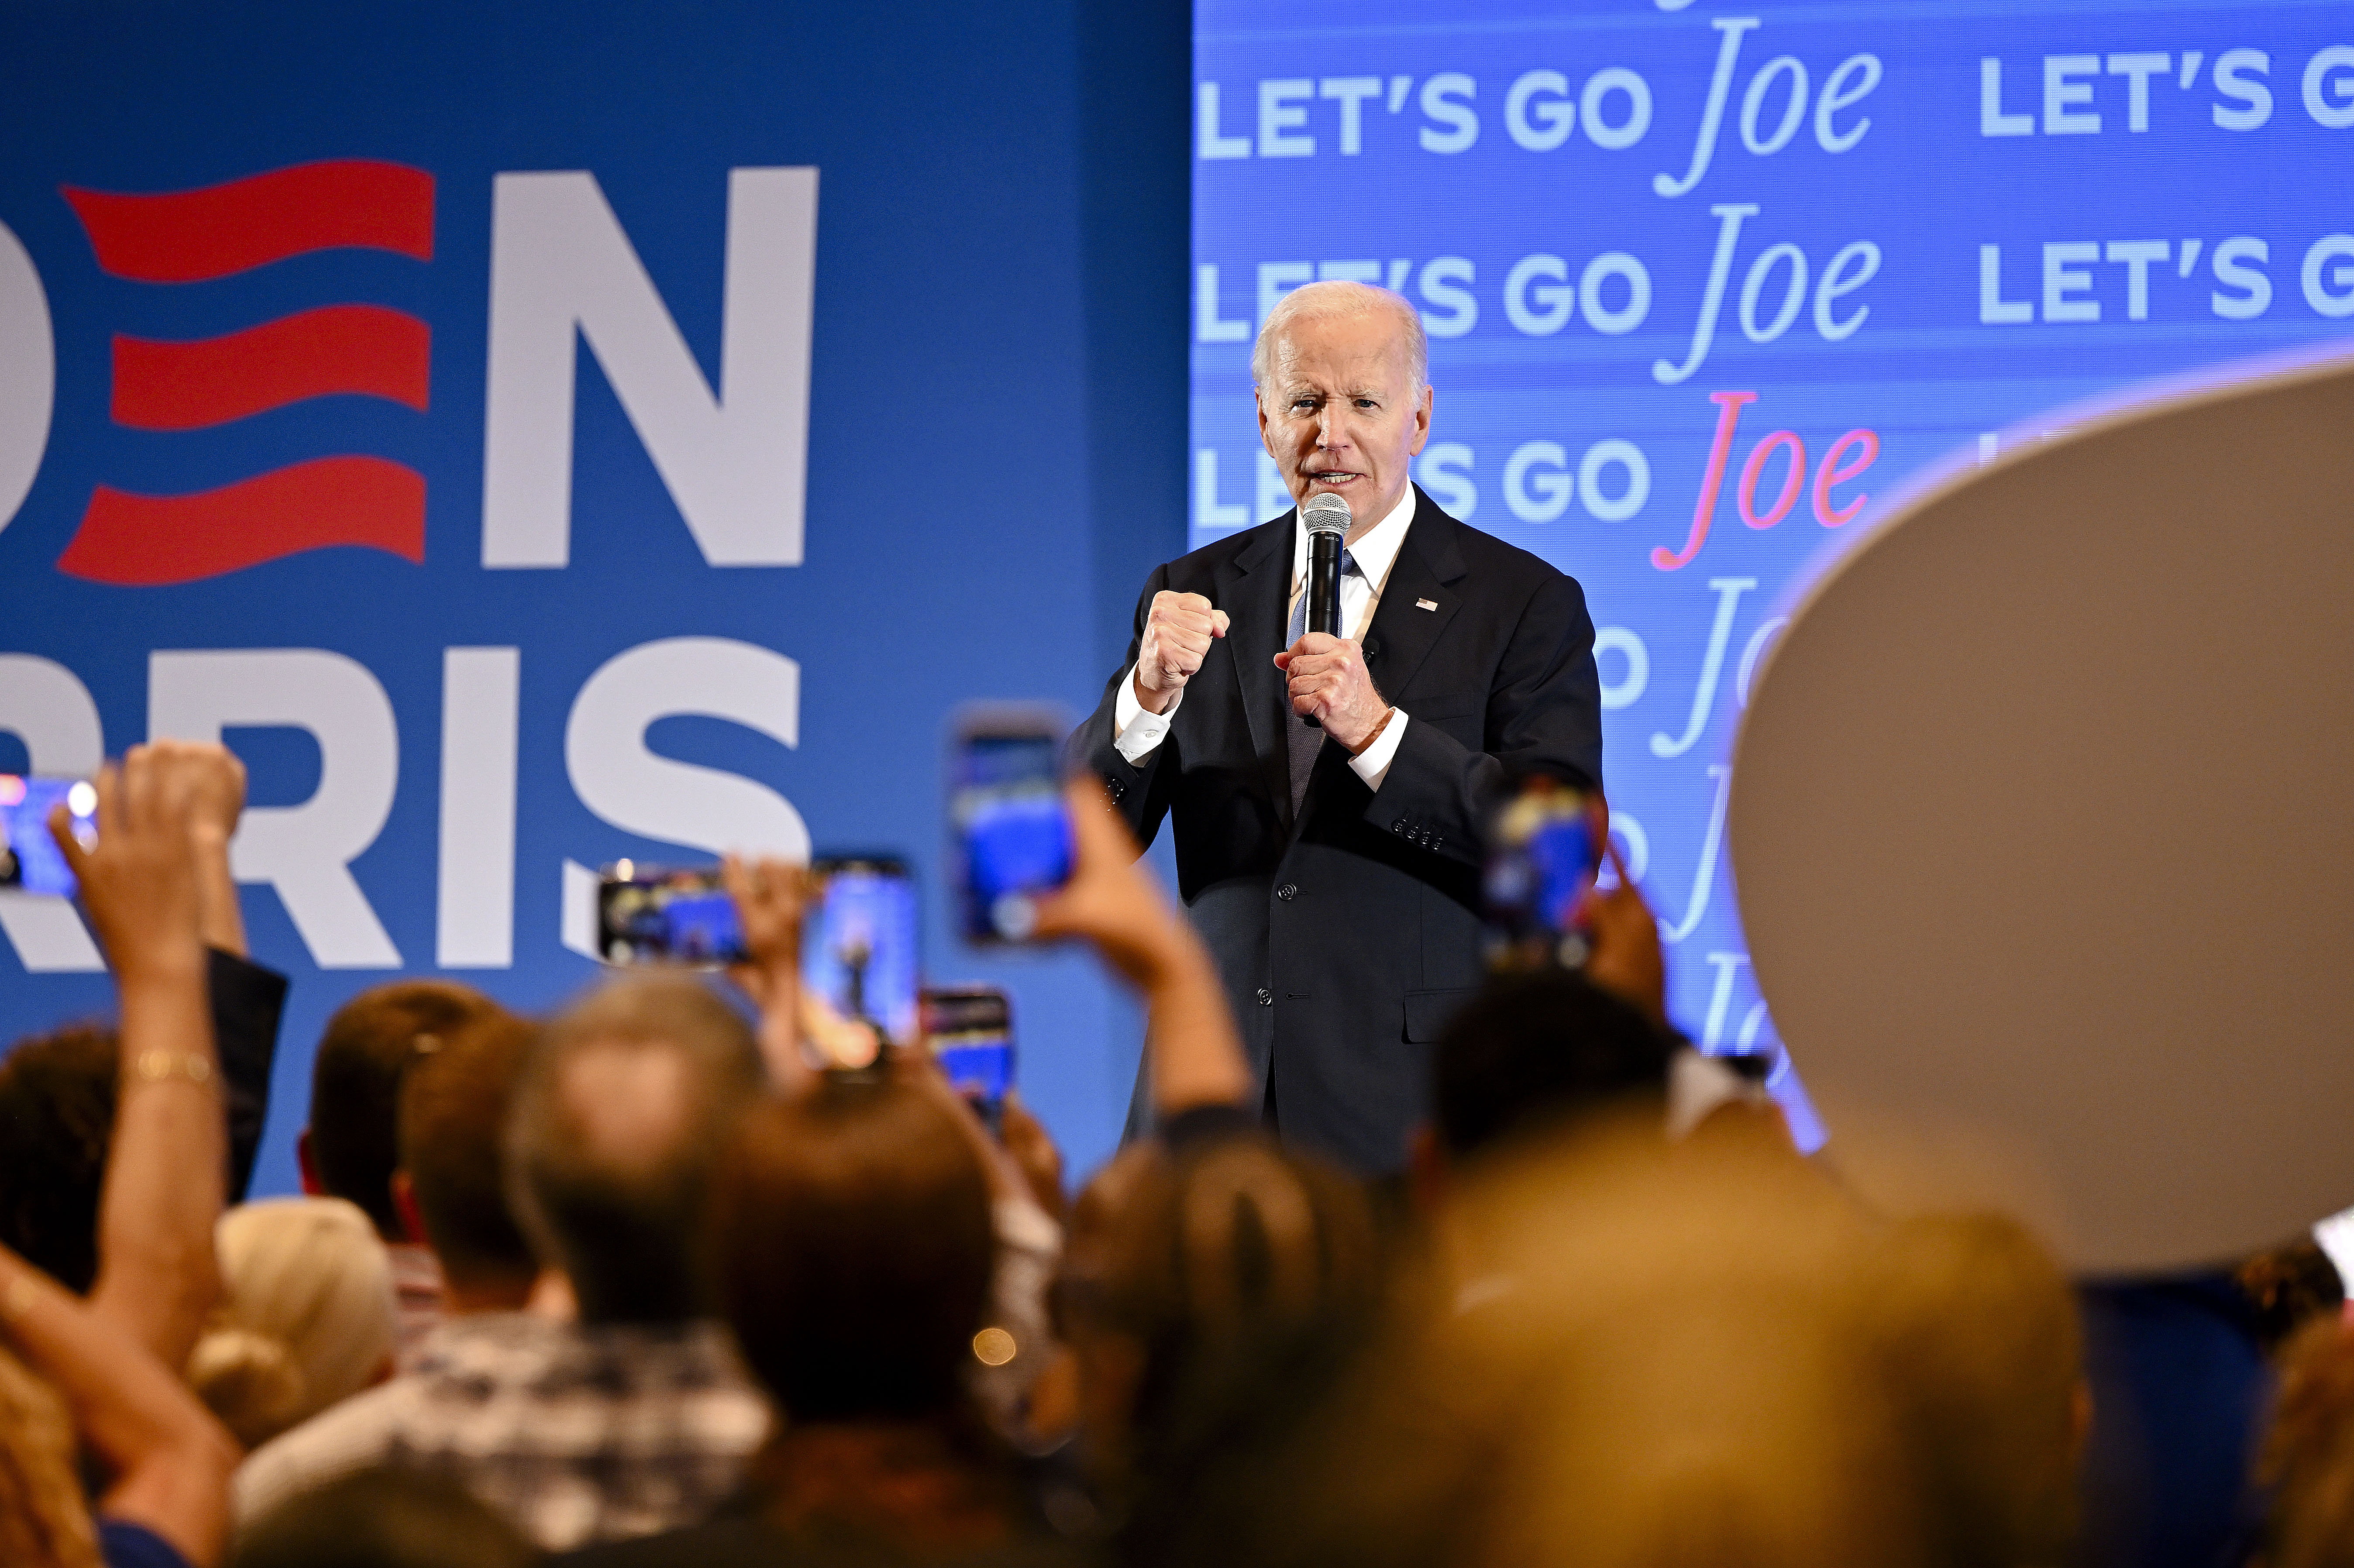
54, 748, 225, 1368
149, 739, 286, 1204
1, 1246, 238, 1568
1032, 779, 1250, 1115
723, 855, 817, 1093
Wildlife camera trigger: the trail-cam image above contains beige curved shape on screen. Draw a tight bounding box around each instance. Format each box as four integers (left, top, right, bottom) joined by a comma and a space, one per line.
1731, 344, 2354, 1274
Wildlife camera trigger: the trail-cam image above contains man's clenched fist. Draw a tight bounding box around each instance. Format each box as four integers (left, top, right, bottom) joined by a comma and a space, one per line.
1134, 591, 1230, 714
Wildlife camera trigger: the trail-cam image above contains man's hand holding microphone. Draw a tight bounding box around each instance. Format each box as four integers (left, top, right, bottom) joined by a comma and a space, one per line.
1275, 635, 1389, 753
1132, 591, 1230, 715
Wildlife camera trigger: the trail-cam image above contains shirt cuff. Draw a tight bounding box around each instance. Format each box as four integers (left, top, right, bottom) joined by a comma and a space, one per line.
1348, 708, 1408, 792
1113, 664, 1180, 765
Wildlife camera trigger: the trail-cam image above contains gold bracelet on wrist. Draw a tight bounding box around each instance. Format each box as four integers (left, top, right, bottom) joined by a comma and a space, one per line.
124, 1050, 217, 1092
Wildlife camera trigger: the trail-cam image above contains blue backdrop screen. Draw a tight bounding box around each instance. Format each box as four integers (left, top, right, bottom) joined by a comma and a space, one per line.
1192, 0, 2354, 1142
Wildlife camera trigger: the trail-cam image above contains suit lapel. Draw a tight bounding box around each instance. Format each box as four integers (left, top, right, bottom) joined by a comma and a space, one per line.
1215, 512, 1298, 825
1362, 488, 1467, 703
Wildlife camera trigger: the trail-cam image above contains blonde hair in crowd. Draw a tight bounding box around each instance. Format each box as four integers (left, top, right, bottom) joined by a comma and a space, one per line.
1848, 1211, 2085, 1567
186, 1197, 396, 1450
1277, 1117, 2083, 1568
0, 1343, 101, 1568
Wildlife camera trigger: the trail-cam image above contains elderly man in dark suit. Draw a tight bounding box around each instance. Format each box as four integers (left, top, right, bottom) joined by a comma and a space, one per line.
1075, 279, 1603, 1173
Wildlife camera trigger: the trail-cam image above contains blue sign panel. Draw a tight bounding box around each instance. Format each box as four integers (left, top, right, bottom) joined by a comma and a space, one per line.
0, 0, 1165, 1189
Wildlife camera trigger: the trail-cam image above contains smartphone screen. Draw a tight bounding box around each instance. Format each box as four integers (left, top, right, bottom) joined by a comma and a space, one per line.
0, 776, 97, 898
951, 720, 1074, 943
596, 863, 747, 968
922, 984, 1015, 1131
1482, 775, 1607, 973
805, 856, 920, 1045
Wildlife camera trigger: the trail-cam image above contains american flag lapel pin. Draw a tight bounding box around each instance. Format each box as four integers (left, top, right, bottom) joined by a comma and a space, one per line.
1415, 598, 1438, 611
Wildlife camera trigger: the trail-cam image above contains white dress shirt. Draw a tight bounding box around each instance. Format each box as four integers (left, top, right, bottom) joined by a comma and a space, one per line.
1113, 484, 1416, 791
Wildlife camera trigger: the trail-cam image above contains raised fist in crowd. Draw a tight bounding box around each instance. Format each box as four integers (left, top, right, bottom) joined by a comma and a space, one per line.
52, 745, 206, 985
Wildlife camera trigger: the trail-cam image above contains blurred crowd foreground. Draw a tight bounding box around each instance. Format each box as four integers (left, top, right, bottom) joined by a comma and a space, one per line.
0, 740, 2351, 1568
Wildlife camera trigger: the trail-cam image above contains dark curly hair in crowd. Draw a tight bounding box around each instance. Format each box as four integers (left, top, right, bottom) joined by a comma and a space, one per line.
0, 1023, 119, 1292
712, 1074, 997, 1424
1059, 1130, 1386, 1568
2238, 1238, 2346, 1355
1431, 968, 1674, 1161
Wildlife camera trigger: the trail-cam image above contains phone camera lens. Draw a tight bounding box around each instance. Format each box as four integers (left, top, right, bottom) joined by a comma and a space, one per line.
991, 893, 1037, 941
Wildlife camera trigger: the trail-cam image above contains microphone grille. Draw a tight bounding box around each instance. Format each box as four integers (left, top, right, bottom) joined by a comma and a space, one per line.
1301, 493, 1351, 536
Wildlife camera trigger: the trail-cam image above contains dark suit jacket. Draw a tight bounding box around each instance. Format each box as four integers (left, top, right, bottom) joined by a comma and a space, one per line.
209, 947, 288, 1202
1075, 485, 1602, 1172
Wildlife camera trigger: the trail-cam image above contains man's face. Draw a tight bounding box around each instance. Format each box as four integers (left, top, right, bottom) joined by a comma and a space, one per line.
1257, 309, 1433, 539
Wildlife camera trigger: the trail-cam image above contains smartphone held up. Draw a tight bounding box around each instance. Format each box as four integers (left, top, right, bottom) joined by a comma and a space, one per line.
587, 700, 1073, 1119
0, 776, 98, 898
803, 855, 921, 1045
921, 984, 1015, 1131
949, 706, 1074, 944
1482, 774, 1610, 975
596, 854, 922, 1038
595, 862, 748, 967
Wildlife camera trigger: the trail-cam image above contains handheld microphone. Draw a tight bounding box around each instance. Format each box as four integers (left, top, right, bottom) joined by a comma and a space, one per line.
1299, 494, 1351, 729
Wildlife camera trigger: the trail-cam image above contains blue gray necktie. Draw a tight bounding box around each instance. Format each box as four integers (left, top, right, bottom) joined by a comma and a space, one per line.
1286, 548, 1358, 818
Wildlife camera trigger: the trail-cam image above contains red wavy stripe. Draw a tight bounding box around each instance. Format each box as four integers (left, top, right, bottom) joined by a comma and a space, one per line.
57, 457, 425, 585
62, 161, 434, 282
111, 306, 430, 430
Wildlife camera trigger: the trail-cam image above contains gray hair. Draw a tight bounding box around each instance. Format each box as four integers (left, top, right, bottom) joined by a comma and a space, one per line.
504, 973, 762, 1324
1251, 279, 1428, 395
